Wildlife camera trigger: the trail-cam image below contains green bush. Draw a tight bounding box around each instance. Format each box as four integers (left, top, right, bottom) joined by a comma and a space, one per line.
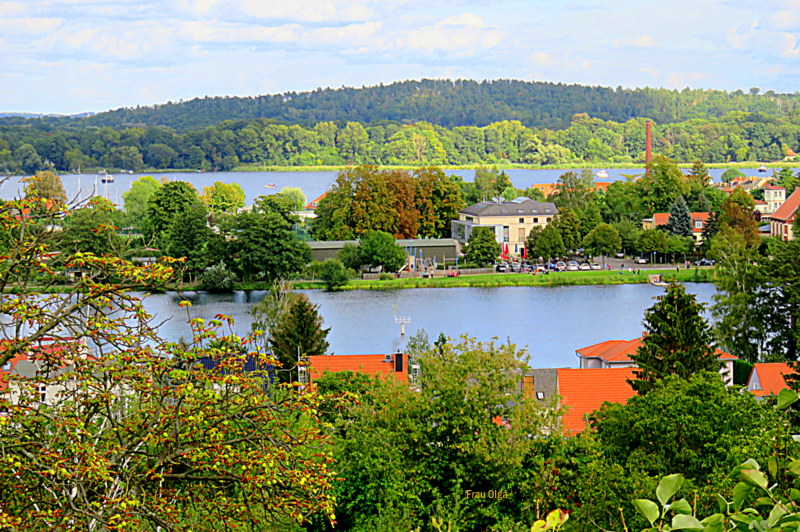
199, 261, 237, 291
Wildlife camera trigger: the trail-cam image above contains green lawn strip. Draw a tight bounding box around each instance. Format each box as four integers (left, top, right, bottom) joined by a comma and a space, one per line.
285, 267, 712, 291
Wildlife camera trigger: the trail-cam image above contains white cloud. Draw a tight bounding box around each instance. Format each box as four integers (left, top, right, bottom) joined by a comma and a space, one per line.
529, 51, 554, 67
780, 33, 800, 57
0, 16, 62, 36
179, 20, 301, 43
394, 13, 503, 54
611, 34, 658, 48
309, 21, 381, 45
0, 2, 27, 17
231, 0, 373, 23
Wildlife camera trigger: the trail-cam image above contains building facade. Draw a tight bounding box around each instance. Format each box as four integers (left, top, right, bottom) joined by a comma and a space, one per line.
451, 198, 558, 255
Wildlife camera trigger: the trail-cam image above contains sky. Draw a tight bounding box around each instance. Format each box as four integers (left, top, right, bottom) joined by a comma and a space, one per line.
3, 0, 800, 115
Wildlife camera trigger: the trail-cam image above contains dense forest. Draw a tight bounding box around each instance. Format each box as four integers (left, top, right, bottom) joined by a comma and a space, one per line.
2, 79, 800, 173
7, 79, 800, 131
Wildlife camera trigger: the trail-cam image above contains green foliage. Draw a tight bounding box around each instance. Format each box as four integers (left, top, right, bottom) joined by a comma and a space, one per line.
358, 230, 407, 272
58, 196, 121, 256
630, 283, 718, 394
665, 196, 693, 237
582, 223, 621, 260
163, 203, 212, 276
637, 155, 688, 215
721, 167, 747, 182
122, 175, 162, 230
269, 294, 330, 382
319, 257, 353, 290
22, 171, 67, 202
533, 224, 566, 261
199, 180, 245, 214
144, 180, 201, 246
474, 166, 513, 199
199, 260, 237, 291
550, 209, 582, 251
225, 209, 311, 282
327, 336, 559, 531
279, 186, 307, 211
637, 229, 669, 256
464, 226, 501, 267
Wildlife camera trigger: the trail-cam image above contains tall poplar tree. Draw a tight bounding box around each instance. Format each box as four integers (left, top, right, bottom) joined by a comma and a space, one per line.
629, 283, 719, 395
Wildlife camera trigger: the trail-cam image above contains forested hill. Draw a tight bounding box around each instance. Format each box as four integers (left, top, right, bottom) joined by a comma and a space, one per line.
15, 79, 800, 131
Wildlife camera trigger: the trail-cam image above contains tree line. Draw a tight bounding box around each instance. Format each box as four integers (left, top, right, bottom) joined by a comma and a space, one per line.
9, 79, 800, 131
3, 111, 800, 174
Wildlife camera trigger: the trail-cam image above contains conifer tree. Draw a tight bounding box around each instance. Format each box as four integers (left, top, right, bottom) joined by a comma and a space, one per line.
269, 295, 331, 383
664, 196, 693, 237
629, 283, 719, 395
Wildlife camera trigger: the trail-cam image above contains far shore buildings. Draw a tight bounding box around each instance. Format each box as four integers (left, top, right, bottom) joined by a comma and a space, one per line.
451, 198, 558, 254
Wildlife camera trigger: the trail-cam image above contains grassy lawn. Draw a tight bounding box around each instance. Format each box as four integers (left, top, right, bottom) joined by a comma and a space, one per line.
288, 267, 713, 291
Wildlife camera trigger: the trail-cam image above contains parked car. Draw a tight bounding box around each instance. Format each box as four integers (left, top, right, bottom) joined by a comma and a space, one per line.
496, 263, 509, 273
614, 252, 625, 259
579, 262, 591, 270
590, 263, 602, 270
567, 261, 579, 271
555, 261, 567, 271
694, 258, 716, 266
634, 257, 648, 264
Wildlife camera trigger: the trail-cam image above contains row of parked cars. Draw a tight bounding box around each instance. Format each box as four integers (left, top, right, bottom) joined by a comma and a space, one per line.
496, 260, 601, 273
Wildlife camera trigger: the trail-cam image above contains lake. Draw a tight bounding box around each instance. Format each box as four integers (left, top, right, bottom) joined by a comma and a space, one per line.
0, 167, 780, 205
141, 283, 717, 369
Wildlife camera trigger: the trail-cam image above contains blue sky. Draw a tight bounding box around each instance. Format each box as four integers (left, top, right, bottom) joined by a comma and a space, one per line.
3, 0, 800, 115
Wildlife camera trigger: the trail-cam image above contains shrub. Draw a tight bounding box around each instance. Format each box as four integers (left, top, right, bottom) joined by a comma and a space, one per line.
199, 260, 237, 291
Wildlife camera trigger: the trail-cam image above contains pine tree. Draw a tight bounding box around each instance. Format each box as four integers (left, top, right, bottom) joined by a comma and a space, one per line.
664, 196, 693, 237
269, 295, 331, 383
629, 283, 719, 395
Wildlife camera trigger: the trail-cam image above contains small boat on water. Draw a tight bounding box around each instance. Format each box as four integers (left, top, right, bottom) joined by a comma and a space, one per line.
758, 164, 768, 172
264, 183, 276, 189
596, 170, 609, 179
99, 169, 115, 183
649, 274, 667, 287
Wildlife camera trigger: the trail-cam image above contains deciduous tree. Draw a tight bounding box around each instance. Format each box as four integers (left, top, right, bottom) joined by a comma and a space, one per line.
464, 226, 501, 266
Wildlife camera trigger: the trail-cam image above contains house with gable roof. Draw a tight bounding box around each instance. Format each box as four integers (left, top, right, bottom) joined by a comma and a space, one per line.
747, 362, 795, 397
575, 336, 737, 385
770, 188, 800, 241
641, 212, 710, 244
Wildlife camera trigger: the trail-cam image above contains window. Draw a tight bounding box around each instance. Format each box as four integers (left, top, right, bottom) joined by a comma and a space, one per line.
38, 384, 47, 403
695, 220, 703, 229
2, 362, 10, 371
533, 217, 538, 223
503, 226, 509, 242
536, 391, 545, 400
519, 218, 525, 223
465, 216, 473, 222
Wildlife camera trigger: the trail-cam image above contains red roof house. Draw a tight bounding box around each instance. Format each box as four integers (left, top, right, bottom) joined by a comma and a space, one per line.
576, 336, 736, 385
642, 212, 710, 242
770, 188, 800, 241
557, 367, 637, 435
747, 362, 795, 397
307, 353, 408, 383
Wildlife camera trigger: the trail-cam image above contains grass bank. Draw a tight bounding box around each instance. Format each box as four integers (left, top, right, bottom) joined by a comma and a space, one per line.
281, 267, 713, 291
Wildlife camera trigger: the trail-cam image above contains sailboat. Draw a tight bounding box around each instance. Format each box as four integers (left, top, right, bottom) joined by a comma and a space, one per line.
99, 169, 115, 183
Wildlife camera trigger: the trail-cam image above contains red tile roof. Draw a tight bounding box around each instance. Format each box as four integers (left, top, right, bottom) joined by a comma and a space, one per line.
304, 192, 328, 210
765, 184, 786, 190
748, 362, 795, 397
308, 353, 408, 383
651, 212, 710, 233
576, 337, 736, 364
0, 338, 84, 393
771, 189, 800, 222
557, 368, 637, 435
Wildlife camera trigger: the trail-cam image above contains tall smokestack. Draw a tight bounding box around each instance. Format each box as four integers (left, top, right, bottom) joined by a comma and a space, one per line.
645, 121, 652, 176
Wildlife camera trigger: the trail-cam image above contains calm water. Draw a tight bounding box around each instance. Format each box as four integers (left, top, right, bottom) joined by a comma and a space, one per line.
0, 167, 778, 205
139, 283, 717, 368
